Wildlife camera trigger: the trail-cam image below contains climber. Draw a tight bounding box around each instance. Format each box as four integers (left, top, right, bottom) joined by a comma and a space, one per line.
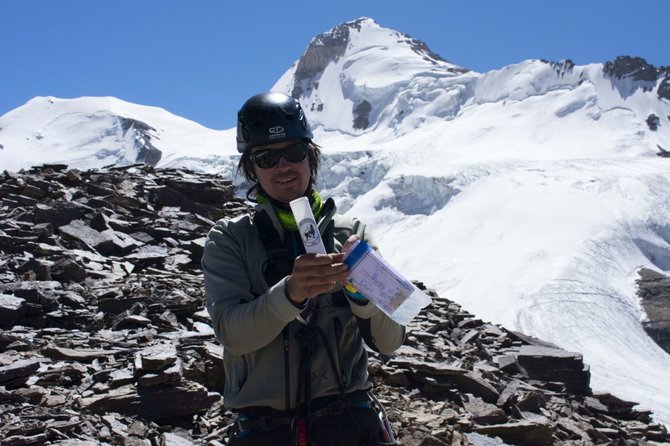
202, 91, 405, 445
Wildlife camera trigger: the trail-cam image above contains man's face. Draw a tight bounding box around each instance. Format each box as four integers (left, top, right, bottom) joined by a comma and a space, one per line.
251, 139, 311, 203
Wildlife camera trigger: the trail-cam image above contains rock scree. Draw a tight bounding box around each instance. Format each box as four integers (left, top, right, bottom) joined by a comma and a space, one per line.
1, 164, 668, 446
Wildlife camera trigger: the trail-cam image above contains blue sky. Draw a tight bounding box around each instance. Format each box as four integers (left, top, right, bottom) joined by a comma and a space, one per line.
2, 0, 668, 129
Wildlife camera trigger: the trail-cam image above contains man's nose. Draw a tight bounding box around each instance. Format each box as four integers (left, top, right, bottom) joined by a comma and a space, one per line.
275, 155, 291, 168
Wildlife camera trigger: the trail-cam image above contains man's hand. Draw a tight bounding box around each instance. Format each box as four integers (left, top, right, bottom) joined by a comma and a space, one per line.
341, 234, 360, 255
285, 253, 349, 304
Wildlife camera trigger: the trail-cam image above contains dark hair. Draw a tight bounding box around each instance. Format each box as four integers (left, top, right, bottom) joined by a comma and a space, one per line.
237, 140, 322, 183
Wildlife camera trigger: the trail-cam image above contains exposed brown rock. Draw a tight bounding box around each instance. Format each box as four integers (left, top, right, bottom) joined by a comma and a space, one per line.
515, 345, 591, 395
0, 164, 667, 446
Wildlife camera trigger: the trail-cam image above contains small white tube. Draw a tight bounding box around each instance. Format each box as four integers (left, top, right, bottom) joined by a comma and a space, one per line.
289, 197, 326, 254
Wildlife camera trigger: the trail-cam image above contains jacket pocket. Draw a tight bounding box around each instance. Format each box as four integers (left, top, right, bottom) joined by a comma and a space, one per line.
223, 352, 249, 398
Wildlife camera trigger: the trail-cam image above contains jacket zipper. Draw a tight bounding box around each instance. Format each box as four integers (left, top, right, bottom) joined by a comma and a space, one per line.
283, 326, 291, 412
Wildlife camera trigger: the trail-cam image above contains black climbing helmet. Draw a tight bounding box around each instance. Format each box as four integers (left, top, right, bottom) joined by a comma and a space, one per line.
236, 92, 313, 153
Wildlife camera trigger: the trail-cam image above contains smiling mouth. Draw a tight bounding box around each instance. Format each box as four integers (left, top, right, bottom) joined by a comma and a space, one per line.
276, 176, 297, 184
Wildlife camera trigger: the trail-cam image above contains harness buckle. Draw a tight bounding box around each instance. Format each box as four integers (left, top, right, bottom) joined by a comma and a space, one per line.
296, 299, 317, 324
259, 417, 276, 430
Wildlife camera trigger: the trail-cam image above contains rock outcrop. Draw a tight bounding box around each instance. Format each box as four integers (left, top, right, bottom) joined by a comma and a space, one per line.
291, 20, 351, 98
118, 118, 162, 166
647, 114, 661, 131
1, 164, 668, 446
603, 56, 660, 82
353, 100, 373, 130
541, 59, 576, 78
603, 55, 670, 101
637, 268, 670, 354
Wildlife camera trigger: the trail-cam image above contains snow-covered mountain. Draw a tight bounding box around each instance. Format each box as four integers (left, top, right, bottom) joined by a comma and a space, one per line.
275, 18, 669, 150
0, 96, 237, 173
2, 17, 670, 424
273, 17, 469, 136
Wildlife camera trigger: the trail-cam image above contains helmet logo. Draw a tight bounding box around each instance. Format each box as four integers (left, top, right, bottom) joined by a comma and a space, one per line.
268, 126, 285, 140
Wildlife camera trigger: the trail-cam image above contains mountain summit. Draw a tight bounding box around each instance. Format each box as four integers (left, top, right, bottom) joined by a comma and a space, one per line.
274, 18, 468, 134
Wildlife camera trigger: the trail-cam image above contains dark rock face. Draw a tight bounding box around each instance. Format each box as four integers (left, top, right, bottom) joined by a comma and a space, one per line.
636, 268, 670, 354
604, 56, 659, 82
0, 165, 668, 445
647, 114, 660, 131
398, 31, 450, 68
353, 100, 373, 130
603, 56, 670, 102
658, 77, 670, 101
292, 21, 350, 98
118, 117, 162, 166
540, 59, 576, 78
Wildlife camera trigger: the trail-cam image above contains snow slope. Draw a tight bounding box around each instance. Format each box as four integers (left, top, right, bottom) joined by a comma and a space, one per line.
0, 96, 237, 172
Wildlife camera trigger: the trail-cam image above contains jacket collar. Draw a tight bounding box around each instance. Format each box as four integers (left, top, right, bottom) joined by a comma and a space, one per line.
254, 197, 337, 241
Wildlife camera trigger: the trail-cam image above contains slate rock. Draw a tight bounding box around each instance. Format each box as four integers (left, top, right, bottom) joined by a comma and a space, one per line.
463, 395, 508, 425
41, 344, 124, 362
0, 358, 50, 385
474, 420, 554, 446
0, 294, 27, 327
134, 343, 178, 373
516, 345, 590, 395
77, 383, 221, 420
0, 164, 667, 446
34, 202, 92, 228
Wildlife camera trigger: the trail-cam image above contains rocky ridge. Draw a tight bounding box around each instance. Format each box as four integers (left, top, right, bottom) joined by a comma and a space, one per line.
603, 56, 670, 102
1, 164, 669, 446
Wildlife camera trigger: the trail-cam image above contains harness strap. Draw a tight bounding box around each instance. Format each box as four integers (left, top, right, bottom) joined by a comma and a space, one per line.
237, 415, 292, 431
233, 391, 397, 445
236, 393, 362, 432
309, 398, 347, 418
253, 209, 293, 285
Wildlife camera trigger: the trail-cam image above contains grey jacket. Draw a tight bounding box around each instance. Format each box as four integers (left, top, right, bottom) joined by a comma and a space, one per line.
202, 200, 405, 411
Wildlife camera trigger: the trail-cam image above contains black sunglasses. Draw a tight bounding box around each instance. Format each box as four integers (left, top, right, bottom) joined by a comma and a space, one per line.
250, 142, 308, 169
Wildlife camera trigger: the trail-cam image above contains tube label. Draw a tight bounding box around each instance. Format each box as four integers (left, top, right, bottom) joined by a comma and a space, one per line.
290, 197, 326, 254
